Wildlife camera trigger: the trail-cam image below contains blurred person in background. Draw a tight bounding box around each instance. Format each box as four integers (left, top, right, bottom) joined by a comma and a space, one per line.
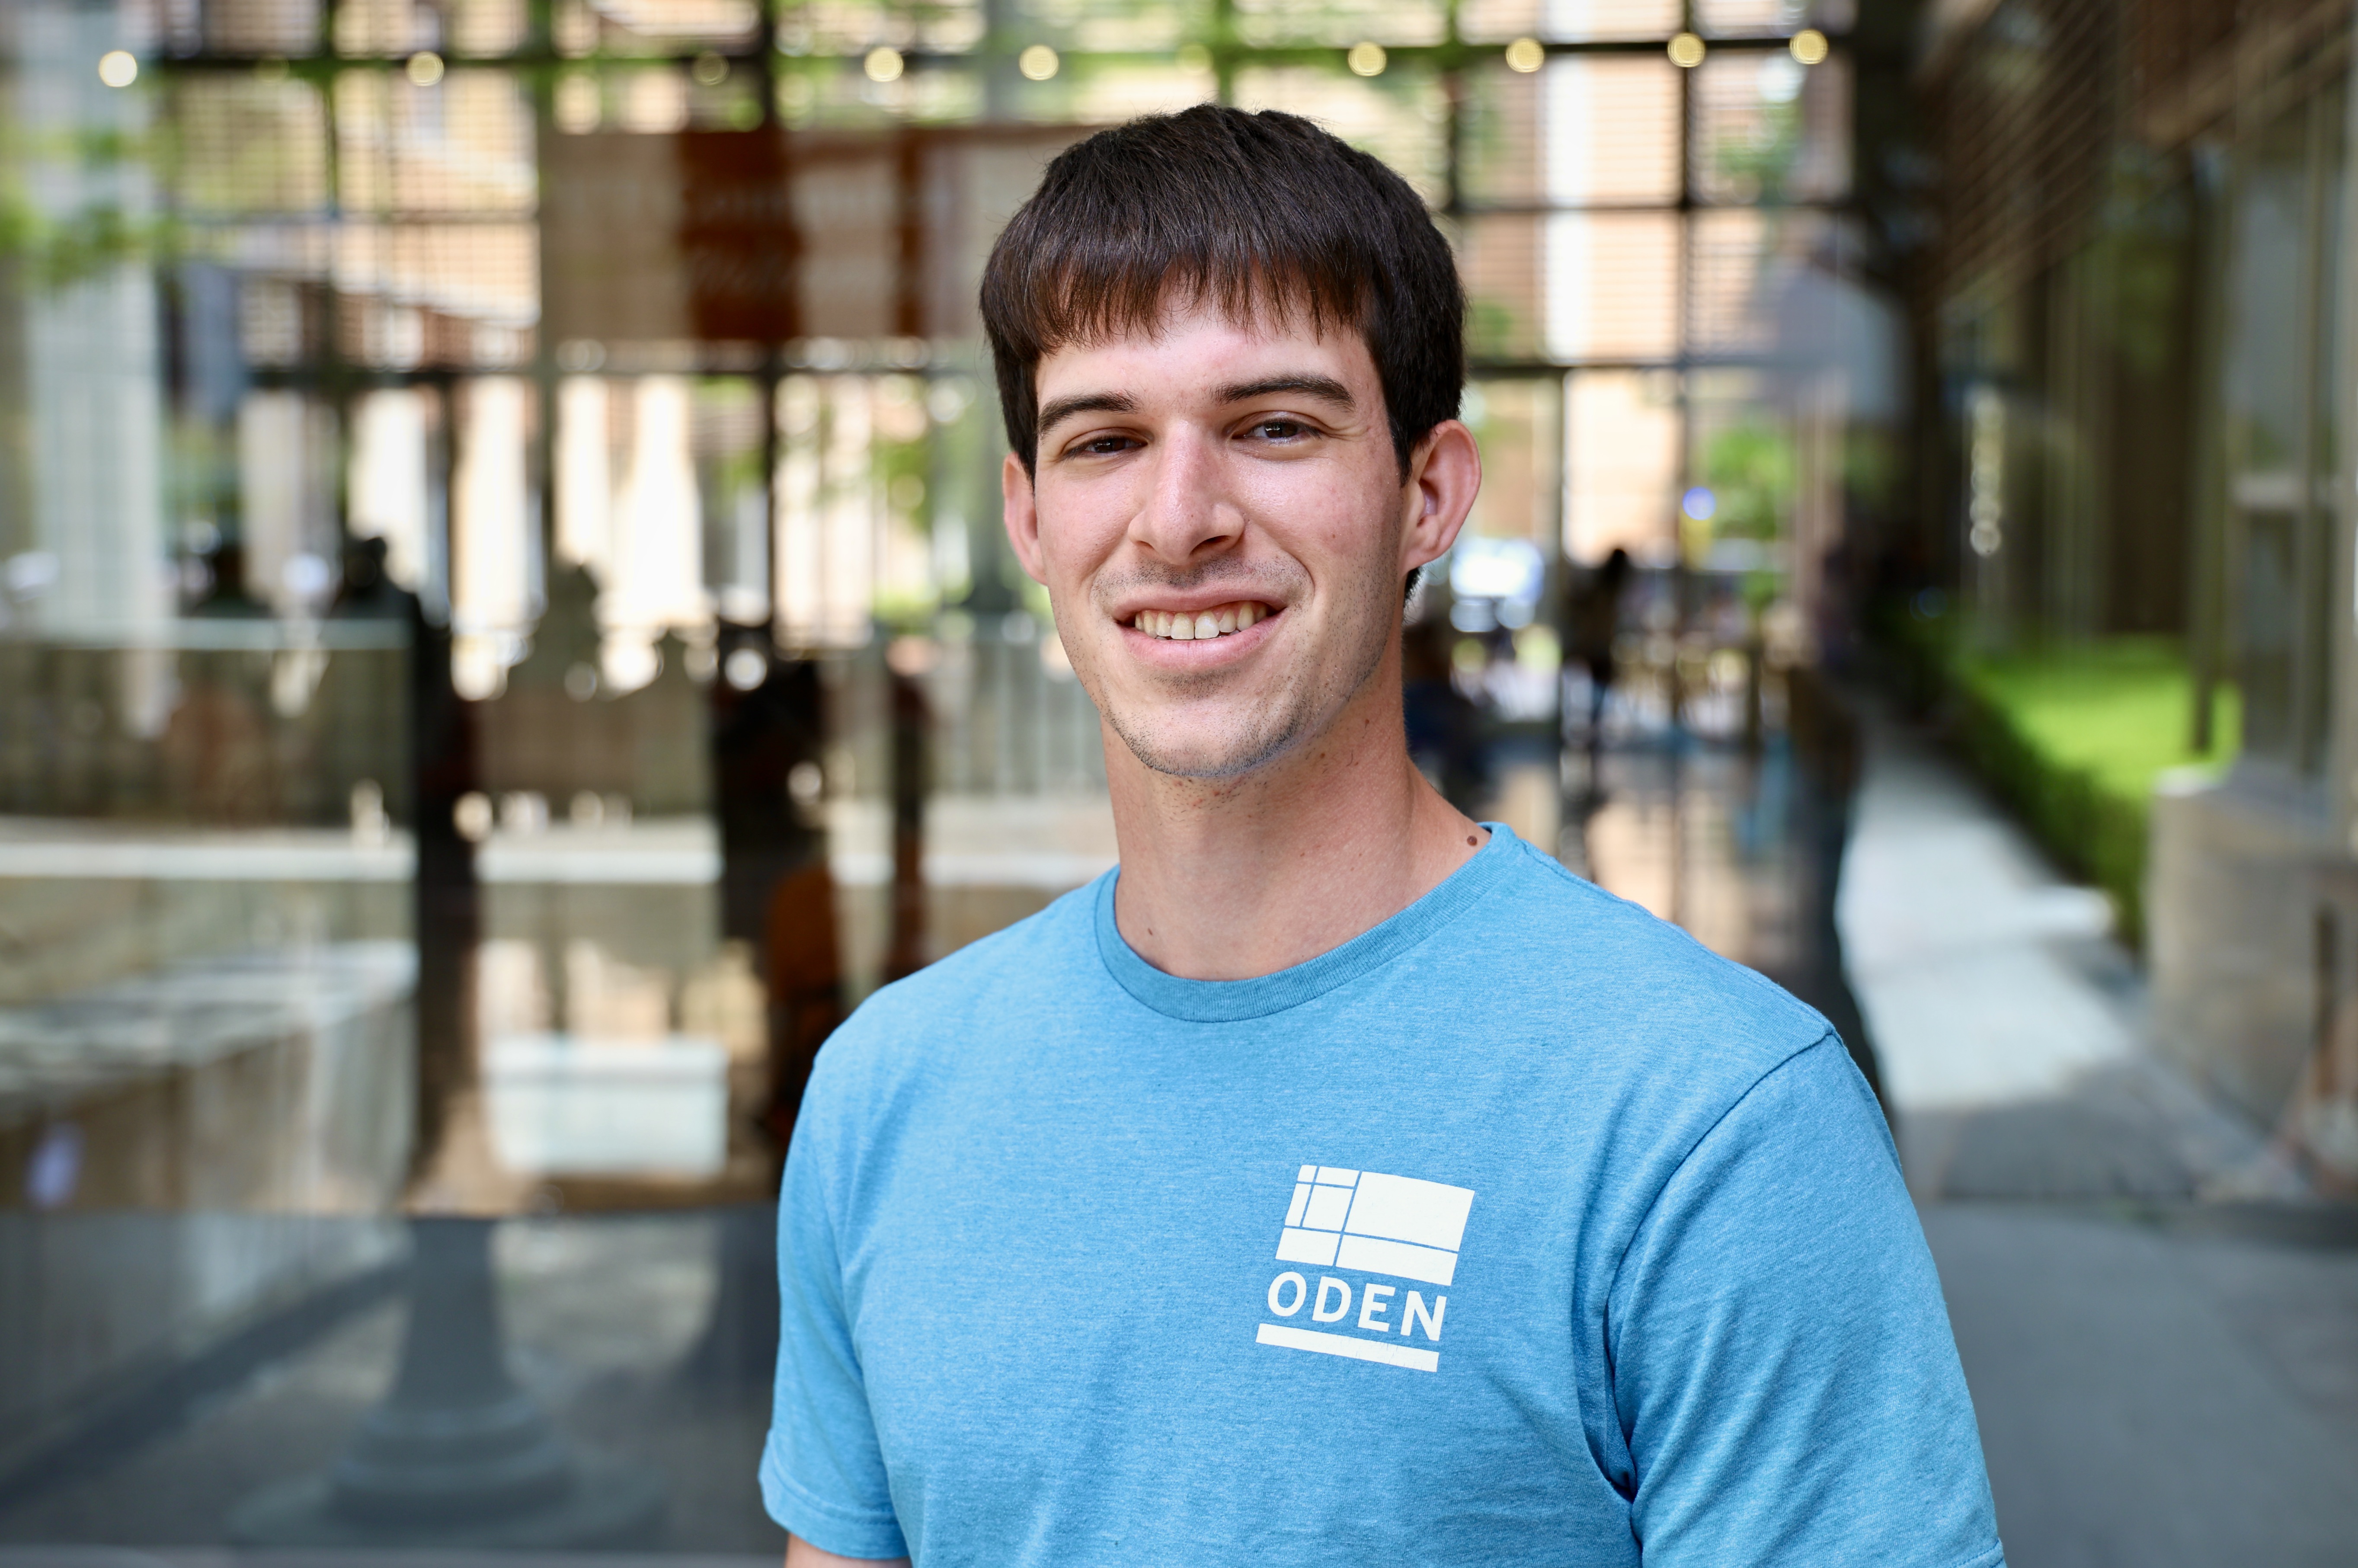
761, 106, 2002, 1568
1568, 544, 1633, 747
1401, 608, 1487, 815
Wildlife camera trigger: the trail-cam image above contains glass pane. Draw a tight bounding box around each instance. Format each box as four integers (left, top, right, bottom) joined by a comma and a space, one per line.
1546, 210, 1683, 361
1545, 55, 1683, 207
551, 0, 765, 54
2304, 84, 2345, 776
1566, 367, 1681, 563
1689, 207, 1841, 358
2239, 511, 2297, 763
2223, 104, 2310, 477
1066, 61, 1214, 121
2220, 88, 2339, 780
1232, 0, 1446, 47
1461, 211, 1547, 359
1459, 61, 1549, 207
1687, 367, 1797, 574
176, 74, 333, 216
1691, 49, 1850, 204
1230, 67, 1451, 205
0, 0, 1861, 1549
1062, 0, 1192, 54
1694, 0, 1816, 37
204, 0, 324, 54
1465, 377, 1565, 545
1459, 0, 1683, 45
334, 69, 538, 217
2302, 504, 2333, 774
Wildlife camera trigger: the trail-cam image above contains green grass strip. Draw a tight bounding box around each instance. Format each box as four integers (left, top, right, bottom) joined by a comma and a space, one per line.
1882, 617, 2237, 951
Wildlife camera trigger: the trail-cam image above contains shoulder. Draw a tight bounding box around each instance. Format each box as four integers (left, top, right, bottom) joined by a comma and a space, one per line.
1372, 832, 1847, 1173
1450, 833, 1831, 1065
803, 874, 1101, 1093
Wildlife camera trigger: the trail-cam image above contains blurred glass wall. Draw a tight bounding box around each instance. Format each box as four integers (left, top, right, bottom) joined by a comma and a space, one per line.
0, 0, 1860, 1551
1910, 0, 2358, 1192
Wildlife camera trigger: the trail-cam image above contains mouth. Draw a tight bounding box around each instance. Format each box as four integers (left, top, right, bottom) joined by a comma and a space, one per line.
1126, 601, 1276, 642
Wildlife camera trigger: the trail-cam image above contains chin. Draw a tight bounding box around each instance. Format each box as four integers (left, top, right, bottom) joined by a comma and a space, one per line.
1110, 709, 1304, 782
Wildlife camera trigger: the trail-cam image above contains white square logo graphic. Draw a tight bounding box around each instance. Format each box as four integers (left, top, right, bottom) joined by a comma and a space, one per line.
1274, 1164, 1474, 1286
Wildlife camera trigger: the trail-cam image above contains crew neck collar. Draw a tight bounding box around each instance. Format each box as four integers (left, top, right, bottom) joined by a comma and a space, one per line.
1092, 823, 1524, 1022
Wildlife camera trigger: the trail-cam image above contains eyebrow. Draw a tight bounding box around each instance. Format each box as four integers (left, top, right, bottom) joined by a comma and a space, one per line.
1216, 374, 1355, 408
1037, 390, 1138, 438
1034, 374, 1357, 446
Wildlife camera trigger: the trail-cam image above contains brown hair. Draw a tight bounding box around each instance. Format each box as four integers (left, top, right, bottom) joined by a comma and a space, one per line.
980, 105, 1465, 479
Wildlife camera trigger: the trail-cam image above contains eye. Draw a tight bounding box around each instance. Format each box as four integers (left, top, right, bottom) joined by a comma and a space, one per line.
1066, 433, 1139, 459
1250, 419, 1309, 441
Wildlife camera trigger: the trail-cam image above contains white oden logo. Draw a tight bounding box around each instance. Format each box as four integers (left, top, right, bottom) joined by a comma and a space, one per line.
1257, 1164, 1475, 1374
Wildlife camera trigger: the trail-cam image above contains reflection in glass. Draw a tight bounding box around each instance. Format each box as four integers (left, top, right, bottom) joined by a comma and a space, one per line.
2220, 86, 2343, 781
0, 0, 1857, 1550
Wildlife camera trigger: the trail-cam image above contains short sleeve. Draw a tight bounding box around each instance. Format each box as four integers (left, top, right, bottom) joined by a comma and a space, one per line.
761, 1105, 909, 1561
1609, 1035, 2006, 1568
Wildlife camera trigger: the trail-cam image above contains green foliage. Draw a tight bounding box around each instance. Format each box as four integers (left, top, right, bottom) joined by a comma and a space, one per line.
0, 110, 179, 292
1699, 420, 1794, 539
1713, 95, 1800, 202
1842, 427, 1900, 513
1464, 296, 1524, 362
1957, 640, 2237, 804
1881, 610, 2238, 950
2089, 149, 2192, 379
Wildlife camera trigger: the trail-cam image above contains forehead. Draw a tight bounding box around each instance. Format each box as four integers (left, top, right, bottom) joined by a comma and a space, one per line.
1034, 298, 1377, 402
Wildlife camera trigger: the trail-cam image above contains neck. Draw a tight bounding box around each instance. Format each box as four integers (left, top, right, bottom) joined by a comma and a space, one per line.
1104, 653, 1487, 981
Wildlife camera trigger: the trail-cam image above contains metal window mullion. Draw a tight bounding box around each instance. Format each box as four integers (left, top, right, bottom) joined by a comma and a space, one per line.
2330, 27, 2358, 830
1674, 0, 1696, 509
2187, 141, 2231, 756
2297, 87, 2334, 780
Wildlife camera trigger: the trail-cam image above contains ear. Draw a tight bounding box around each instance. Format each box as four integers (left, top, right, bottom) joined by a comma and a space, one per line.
1001, 451, 1047, 584
1400, 419, 1481, 579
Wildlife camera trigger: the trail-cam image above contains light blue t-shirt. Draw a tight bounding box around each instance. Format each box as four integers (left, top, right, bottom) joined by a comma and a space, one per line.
763, 826, 2003, 1567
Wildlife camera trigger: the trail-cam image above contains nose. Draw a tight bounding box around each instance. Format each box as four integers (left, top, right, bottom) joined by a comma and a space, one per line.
1129, 425, 1244, 566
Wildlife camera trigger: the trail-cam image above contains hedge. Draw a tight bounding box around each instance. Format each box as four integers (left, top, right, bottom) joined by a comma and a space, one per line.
1878, 608, 2238, 952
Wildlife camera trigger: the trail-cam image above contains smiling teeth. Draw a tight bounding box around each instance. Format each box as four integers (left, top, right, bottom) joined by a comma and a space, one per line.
1133, 602, 1267, 640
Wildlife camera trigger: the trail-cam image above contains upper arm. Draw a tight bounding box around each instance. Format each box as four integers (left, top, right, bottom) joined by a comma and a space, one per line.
785, 1535, 909, 1568
1610, 1037, 2001, 1566
759, 1070, 910, 1560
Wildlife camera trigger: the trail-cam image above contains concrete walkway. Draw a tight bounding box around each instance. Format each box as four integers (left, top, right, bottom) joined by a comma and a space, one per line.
1838, 712, 2358, 1567
1838, 716, 2293, 1202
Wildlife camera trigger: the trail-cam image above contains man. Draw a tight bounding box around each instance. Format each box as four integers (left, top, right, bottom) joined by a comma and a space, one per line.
763, 106, 2003, 1568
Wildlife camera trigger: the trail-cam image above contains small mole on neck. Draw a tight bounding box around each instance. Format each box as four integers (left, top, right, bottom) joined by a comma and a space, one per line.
1465, 835, 1478, 847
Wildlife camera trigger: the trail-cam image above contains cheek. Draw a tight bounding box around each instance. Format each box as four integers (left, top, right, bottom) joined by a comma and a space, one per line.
1239, 466, 1401, 583
1035, 474, 1144, 573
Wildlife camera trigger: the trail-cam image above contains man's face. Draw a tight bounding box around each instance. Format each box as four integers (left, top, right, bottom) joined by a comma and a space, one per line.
1003, 302, 1472, 781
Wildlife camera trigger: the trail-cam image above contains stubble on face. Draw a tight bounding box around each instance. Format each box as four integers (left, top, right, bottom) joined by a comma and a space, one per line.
1074, 544, 1400, 784
1024, 304, 1419, 788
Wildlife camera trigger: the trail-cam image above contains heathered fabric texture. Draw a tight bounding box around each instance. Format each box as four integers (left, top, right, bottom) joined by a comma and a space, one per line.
763, 825, 2004, 1568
